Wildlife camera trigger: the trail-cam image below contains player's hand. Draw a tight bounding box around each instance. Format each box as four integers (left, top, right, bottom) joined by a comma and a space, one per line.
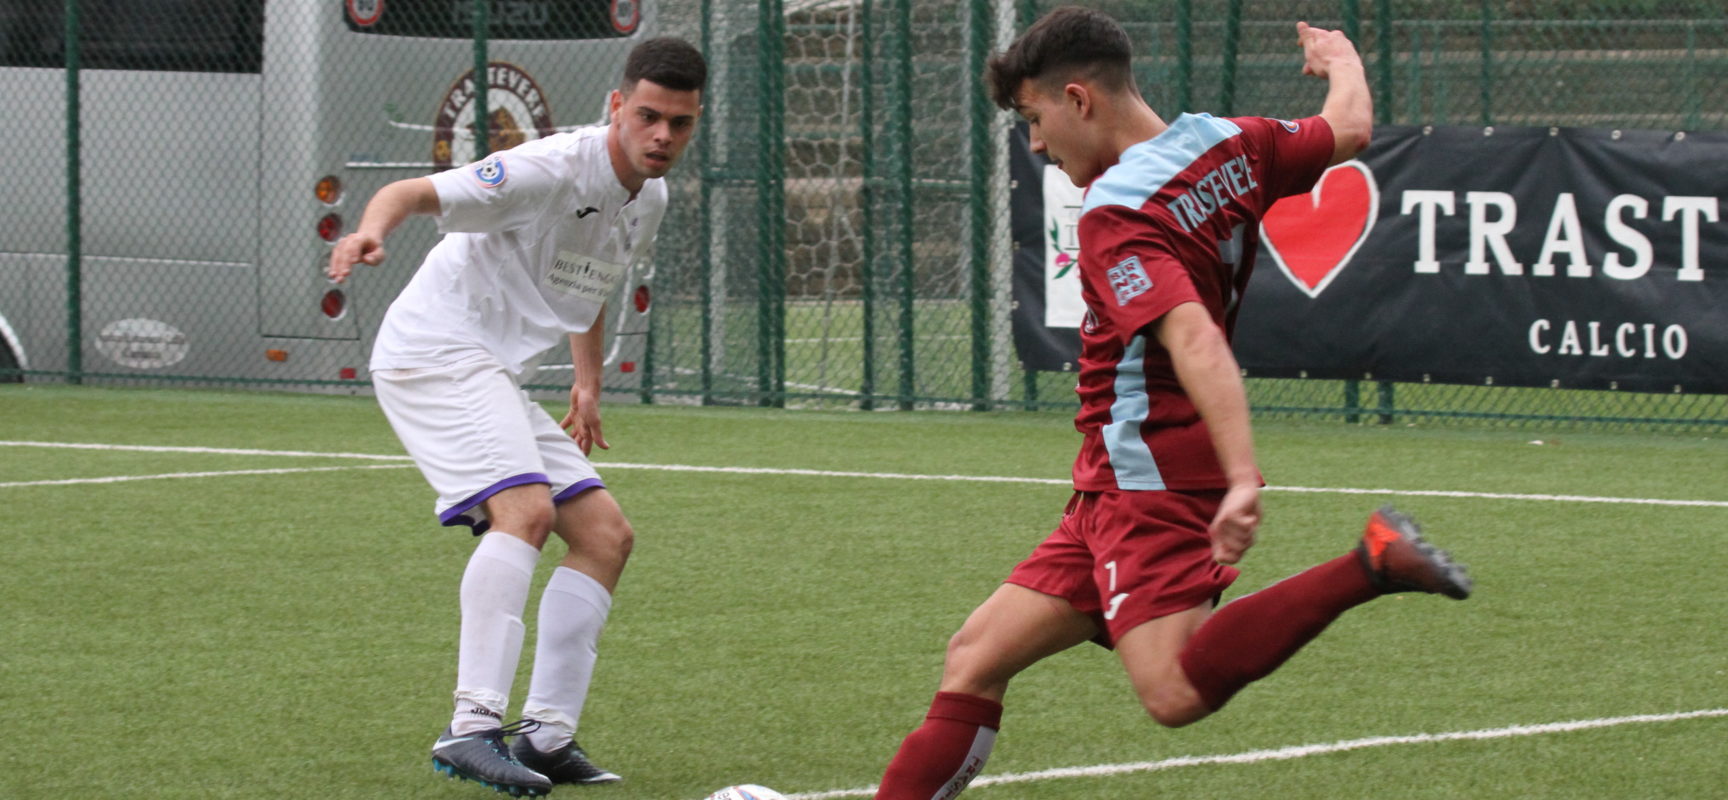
1296, 21, 1362, 79
1209, 484, 1262, 564
327, 233, 386, 284
560, 385, 609, 456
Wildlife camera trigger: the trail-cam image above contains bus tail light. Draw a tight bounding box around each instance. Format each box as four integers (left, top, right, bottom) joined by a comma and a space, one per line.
318, 214, 343, 242
321, 289, 346, 319
315, 176, 342, 205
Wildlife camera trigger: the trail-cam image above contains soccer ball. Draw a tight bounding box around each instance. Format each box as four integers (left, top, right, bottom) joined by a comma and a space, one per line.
705, 785, 787, 800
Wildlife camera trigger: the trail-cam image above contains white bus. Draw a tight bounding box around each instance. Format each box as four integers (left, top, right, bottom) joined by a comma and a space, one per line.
0, 0, 657, 391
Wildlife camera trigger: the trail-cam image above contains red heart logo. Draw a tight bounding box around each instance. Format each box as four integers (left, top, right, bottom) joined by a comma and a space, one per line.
1260, 161, 1378, 297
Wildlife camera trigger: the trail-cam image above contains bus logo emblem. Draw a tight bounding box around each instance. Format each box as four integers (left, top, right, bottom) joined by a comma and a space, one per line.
346, 0, 383, 27
611, 0, 641, 34
433, 62, 556, 170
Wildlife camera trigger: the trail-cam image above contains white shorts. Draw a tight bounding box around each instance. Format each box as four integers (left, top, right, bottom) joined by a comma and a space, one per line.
372, 353, 603, 534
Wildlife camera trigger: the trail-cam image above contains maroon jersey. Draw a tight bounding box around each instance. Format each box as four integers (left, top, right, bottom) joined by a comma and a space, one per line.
1070, 113, 1334, 491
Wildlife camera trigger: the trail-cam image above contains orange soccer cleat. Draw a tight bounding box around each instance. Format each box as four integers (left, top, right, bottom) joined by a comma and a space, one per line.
1356, 506, 1473, 600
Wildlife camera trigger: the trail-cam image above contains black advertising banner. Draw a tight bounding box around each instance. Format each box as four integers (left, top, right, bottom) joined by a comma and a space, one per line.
1008, 122, 1081, 371
1011, 123, 1728, 393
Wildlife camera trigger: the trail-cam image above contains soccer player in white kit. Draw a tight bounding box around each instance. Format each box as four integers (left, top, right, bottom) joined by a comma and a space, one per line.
327, 38, 705, 797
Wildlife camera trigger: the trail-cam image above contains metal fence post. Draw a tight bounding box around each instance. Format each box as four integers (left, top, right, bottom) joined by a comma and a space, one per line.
472, 0, 489, 157
1016, 0, 1036, 411
1176, 0, 1192, 113
890, 0, 915, 410
1220, 0, 1241, 115
1374, 0, 1394, 124
641, 311, 655, 403
859, 0, 878, 410
967, 0, 993, 410
1479, 0, 1493, 125
697, 0, 715, 406
65, 0, 82, 384
1359, 0, 1402, 432
1684, 23, 1701, 130
756, 0, 787, 407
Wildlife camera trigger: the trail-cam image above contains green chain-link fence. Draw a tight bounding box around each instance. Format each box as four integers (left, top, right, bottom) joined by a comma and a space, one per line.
5, 0, 1726, 431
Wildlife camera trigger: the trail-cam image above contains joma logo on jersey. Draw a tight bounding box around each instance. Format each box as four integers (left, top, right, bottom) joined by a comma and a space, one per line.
1107, 256, 1152, 305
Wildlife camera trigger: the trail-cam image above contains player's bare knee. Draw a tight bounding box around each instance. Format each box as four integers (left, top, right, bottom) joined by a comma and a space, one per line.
1137, 684, 1209, 728
938, 630, 1005, 696
943, 626, 981, 667
560, 513, 633, 563
520, 503, 557, 541
601, 517, 634, 561
492, 504, 556, 546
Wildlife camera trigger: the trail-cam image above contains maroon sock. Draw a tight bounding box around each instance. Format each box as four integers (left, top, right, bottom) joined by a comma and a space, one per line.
874, 692, 1003, 800
1179, 553, 1378, 712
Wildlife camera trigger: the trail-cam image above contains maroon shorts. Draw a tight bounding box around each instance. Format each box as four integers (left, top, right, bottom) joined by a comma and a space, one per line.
1006, 489, 1239, 648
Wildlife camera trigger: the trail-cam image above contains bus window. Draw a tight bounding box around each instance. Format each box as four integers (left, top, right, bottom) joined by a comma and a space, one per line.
342, 0, 640, 40
0, 0, 262, 73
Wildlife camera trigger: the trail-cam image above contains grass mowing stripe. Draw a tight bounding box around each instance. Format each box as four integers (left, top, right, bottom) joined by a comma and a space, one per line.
787, 708, 1728, 799
0, 464, 414, 488
6, 440, 1728, 508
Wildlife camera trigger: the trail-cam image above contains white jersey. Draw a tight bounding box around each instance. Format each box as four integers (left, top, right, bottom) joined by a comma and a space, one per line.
370, 125, 666, 376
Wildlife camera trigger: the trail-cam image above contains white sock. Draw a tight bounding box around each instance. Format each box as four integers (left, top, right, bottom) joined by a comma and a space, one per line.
451, 532, 541, 736
522, 566, 613, 752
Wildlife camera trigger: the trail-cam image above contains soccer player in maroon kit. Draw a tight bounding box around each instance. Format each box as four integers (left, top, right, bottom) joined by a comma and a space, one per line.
871, 8, 1472, 799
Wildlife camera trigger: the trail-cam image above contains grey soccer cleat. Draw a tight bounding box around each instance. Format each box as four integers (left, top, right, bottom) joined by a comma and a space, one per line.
1356, 505, 1473, 600
431, 720, 554, 797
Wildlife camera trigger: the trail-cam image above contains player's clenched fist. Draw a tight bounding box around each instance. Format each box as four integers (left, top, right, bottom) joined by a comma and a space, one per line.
326, 233, 386, 284
1296, 21, 1362, 78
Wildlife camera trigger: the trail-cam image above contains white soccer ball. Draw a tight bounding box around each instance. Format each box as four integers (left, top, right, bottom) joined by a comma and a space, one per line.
705, 785, 788, 800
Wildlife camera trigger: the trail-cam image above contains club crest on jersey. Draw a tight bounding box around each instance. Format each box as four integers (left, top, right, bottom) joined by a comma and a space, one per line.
1276, 118, 1301, 133
1107, 256, 1152, 306
473, 156, 507, 188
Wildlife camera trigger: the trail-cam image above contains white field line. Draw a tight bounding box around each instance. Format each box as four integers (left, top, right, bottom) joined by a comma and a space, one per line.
785, 708, 1728, 800
0, 464, 413, 488
0, 440, 413, 460
2, 441, 1727, 508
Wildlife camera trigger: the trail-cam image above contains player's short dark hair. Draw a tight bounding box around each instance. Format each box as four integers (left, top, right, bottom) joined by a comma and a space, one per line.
622, 37, 708, 94
986, 6, 1135, 111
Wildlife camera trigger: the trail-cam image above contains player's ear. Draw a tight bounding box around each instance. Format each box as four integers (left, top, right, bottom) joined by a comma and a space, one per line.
1063, 82, 1091, 118
607, 89, 623, 120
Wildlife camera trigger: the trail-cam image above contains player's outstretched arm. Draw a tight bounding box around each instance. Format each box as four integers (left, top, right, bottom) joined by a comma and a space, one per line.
1154, 302, 1262, 564
1297, 21, 1372, 166
325, 177, 441, 283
